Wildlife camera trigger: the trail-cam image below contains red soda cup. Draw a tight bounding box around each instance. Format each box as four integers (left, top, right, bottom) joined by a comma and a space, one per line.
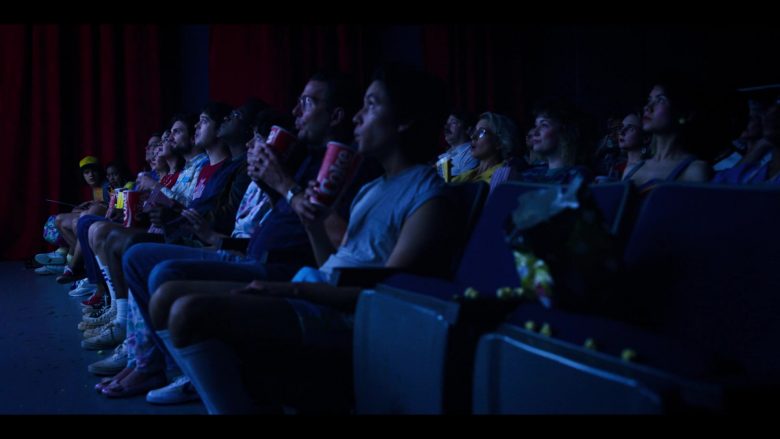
123, 190, 145, 227
310, 142, 361, 207
107, 191, 118, 217
265, 125, 297, 160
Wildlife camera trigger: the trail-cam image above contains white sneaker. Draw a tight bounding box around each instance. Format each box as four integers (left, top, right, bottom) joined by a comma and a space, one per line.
68, 278, 97, 297
81, 322, 125, 350
146, 375, 200, 405
34, 264, 63, 275
35, 250, 67, 265
87, 340, 128, 375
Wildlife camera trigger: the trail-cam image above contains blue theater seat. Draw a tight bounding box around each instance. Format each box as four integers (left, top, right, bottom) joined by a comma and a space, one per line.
473, 303, 724, 414
353, 181, 631, 414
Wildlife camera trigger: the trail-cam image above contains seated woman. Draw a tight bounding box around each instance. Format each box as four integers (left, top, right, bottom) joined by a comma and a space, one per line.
514, 98, 593, 184
147, 65, 454, 414
713, 99, 780, 185
624, 78, 711, 192
617, 110, 650, 181
452, 112, 521, 184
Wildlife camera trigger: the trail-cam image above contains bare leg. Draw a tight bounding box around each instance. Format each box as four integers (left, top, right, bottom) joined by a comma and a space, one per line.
167, 291, 303, 349
149, 280, 248, 330
56, 213, 78, 249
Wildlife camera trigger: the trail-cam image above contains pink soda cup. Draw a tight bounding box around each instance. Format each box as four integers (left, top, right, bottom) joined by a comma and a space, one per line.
310, 142, 361, 207
265, 125, 297, 160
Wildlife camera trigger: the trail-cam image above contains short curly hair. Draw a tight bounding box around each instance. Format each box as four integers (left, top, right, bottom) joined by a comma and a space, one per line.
479, 112, 521, 161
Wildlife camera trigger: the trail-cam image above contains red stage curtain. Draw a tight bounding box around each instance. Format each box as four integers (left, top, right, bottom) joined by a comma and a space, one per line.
208, 24, 374, 112
0, 25, 163, 260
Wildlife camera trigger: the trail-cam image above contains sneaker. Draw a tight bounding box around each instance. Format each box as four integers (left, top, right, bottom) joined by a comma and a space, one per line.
69, 279, 97, 297
82, 303, 109, 316
146, 375, 200, 405
81, 306, 116, 326
34, 265, 62, 275
79, 318, 110, 332
81, 291, 105, 308
81, 322, 125, 350
56, 268, 81, 284
87, 341, 128, 376
34, 250, 67, 266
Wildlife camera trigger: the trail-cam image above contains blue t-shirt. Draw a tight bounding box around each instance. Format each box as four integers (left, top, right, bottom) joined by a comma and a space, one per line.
320, 165, 445, 274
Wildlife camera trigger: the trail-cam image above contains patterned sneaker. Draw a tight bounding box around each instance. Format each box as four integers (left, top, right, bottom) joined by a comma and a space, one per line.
81, 306, 116, 326
82, 321, 113, 339
146, 375, 200, 405
81, 322, 126, 350
87, 340, 128, 376
82, 303, 109, 316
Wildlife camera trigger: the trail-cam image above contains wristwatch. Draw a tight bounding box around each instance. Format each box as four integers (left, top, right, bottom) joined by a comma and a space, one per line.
285, 184, 303, 204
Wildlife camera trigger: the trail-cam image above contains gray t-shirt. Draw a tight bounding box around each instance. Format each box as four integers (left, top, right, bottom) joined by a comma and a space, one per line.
320, 165, 444, 274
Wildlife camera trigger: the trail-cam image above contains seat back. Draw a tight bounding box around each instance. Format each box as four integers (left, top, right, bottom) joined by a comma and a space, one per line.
622, 183, 780, 380
473, 303, 724, 414
454, 181, 630, 294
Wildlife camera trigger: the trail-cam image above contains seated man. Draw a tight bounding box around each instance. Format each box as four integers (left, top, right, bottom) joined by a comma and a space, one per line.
149, 64, 455, 414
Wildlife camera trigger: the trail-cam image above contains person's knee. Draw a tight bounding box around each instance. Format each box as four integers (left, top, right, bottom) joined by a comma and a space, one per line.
169, 295, 210, 347
149, 280, 187, 330
88, 221, 103, 250
107, 228, 130, 258
55, 214, 68, 231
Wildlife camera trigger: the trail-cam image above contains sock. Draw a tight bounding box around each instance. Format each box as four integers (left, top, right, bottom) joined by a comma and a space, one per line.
95, 256, 117, 307
66, 254, 73, 264
157, 330, 255, 415
114, 298, 128, 327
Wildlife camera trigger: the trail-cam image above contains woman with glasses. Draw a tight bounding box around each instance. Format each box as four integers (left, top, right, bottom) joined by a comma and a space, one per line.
452, 112, 520, 184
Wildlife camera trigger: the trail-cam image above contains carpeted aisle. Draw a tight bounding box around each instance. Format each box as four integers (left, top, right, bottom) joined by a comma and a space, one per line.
0, 261, 206, 414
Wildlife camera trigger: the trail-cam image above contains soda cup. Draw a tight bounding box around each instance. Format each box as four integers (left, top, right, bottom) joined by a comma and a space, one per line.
106, 191, 118, 218
265, 125, 297, 160
310, 142, 361, 207
123, 190, 145, 228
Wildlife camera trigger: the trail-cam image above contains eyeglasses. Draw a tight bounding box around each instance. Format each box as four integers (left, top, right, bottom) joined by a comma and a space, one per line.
297, 95, 318, 111
470, 127, 492, 141
226, 110, 243, 121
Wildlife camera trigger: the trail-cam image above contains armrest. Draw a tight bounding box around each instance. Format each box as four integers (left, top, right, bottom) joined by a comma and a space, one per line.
332, 267, 404, 287
217, 237, 250, 253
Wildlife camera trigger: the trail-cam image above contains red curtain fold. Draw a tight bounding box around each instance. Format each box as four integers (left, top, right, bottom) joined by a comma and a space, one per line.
422, 24, 523, 120
0, 24, 163, 260
208, 25, 373, 113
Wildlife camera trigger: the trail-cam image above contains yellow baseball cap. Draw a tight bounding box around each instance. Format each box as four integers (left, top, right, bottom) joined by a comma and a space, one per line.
79, 156, 99, 168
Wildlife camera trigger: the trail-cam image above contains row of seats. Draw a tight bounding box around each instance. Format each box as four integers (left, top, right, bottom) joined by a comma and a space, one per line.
350, 181, 780, 414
